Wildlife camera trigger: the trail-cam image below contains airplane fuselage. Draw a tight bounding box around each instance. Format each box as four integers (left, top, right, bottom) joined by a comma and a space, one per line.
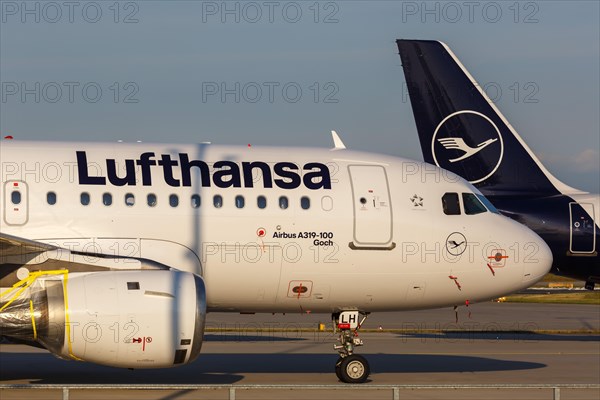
487, 193, 599, 283
1, 140, 552, 314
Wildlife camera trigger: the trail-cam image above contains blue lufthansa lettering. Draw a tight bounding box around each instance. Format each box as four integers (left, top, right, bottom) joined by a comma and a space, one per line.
76, 151, 332, 190
76, 151, 106, 185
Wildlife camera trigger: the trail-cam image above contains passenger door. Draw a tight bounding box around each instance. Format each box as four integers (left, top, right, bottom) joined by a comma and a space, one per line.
569, 202, 596, 254
348, 165, 393, 249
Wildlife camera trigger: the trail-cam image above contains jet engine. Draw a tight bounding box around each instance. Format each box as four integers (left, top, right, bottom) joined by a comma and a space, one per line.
0, 270, 206, 368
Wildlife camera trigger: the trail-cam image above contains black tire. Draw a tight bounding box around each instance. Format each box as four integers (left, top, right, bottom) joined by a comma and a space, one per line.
335, 357, 343, 381
339, 354, 370, 384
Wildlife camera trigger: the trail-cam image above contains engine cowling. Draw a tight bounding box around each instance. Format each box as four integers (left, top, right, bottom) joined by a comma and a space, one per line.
0, 270, 206, 368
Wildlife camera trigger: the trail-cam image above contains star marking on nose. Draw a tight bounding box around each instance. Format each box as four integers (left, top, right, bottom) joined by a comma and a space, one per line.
410, 194, 424, 207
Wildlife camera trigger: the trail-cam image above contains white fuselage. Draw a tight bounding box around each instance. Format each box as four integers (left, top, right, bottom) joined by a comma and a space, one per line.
0, 140, 553, 313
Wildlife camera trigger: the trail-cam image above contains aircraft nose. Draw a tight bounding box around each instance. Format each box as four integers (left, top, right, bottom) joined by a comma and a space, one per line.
521, 226, 553, 284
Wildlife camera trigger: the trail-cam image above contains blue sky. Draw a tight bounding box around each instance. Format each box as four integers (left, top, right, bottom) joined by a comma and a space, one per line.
1, 0, 598, 192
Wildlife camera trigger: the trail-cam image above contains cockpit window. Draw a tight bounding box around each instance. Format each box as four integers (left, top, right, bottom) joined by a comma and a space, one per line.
462, 193, 487, 215
476, 194, 500, 214
442, 193, 460, 215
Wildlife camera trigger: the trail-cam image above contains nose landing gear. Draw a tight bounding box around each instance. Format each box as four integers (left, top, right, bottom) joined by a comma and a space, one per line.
332, 311, 370, 383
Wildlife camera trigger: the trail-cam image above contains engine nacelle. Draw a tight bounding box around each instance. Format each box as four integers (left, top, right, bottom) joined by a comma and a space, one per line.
1, 270, 206, 368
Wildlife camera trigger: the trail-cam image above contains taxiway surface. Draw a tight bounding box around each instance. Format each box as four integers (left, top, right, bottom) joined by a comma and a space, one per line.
1, 303, 598, 399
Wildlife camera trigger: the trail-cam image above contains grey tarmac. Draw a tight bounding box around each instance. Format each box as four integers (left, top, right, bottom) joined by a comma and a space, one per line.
1, 303, 599, 399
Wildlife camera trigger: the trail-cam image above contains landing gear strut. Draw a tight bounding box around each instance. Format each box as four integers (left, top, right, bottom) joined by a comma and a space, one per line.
332, 311, 370, 383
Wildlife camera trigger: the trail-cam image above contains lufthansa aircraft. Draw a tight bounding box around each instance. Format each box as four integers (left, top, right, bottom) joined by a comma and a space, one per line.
397, 40, 599, 290
1, 134, 551, 381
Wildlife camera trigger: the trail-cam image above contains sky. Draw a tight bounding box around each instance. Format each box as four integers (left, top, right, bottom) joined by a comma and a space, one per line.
1, 0, 598, 192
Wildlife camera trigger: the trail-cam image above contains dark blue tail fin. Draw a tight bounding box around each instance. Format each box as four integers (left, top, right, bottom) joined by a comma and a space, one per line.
396, 40, 576, 196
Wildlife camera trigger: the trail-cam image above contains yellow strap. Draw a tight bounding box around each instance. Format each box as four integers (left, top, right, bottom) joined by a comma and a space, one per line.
0, 284, 30, 312
1, 269, 68, 296
61, 270, 82, 361
1, 270, 69, 312
29, 300, 37, 340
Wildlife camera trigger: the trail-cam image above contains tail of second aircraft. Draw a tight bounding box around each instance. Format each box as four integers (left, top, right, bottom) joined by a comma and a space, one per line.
396, 39, 580, 197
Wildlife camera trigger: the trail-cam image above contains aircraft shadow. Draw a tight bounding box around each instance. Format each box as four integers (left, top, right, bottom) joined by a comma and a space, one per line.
0, 352, 243, 384
0, 352, 544, 384
192, 353, 545, 374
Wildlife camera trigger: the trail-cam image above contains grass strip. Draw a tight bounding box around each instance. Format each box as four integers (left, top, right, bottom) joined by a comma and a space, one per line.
504, 292, 600, 305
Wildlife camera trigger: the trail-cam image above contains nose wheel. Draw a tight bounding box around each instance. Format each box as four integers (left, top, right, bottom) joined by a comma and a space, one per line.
336, 354, 370, 383
332, 311, 370, 383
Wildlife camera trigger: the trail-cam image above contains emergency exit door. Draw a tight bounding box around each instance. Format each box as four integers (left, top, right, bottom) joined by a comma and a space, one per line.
348, 165, 393, 248
3, 181, 29, 226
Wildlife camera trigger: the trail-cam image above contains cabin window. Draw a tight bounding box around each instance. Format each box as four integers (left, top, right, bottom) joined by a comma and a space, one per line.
125, 193, 135, 207
300, 196, 310, 210
147, 194, 157, 207
279, 196, 289, 210
169, 194, 179, 207
80, 192, 90, 206
257, 195, 267, 209
235, 195, 245, 209
191, 194, 201, 209
442, 193, 460, 215
213, 195, 223, 208
47, 192, 57, 205
11, 191, 21, 205
463, 193, 487, 215
103, 193, 112, 206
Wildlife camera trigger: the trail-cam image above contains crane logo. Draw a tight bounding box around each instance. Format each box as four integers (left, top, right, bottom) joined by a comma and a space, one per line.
432, 110, 504, 184
445, 232, 467, 256
437, 137, 498, 163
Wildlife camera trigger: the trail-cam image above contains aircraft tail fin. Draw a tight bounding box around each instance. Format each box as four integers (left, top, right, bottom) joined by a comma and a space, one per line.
396, 39, 580, 196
